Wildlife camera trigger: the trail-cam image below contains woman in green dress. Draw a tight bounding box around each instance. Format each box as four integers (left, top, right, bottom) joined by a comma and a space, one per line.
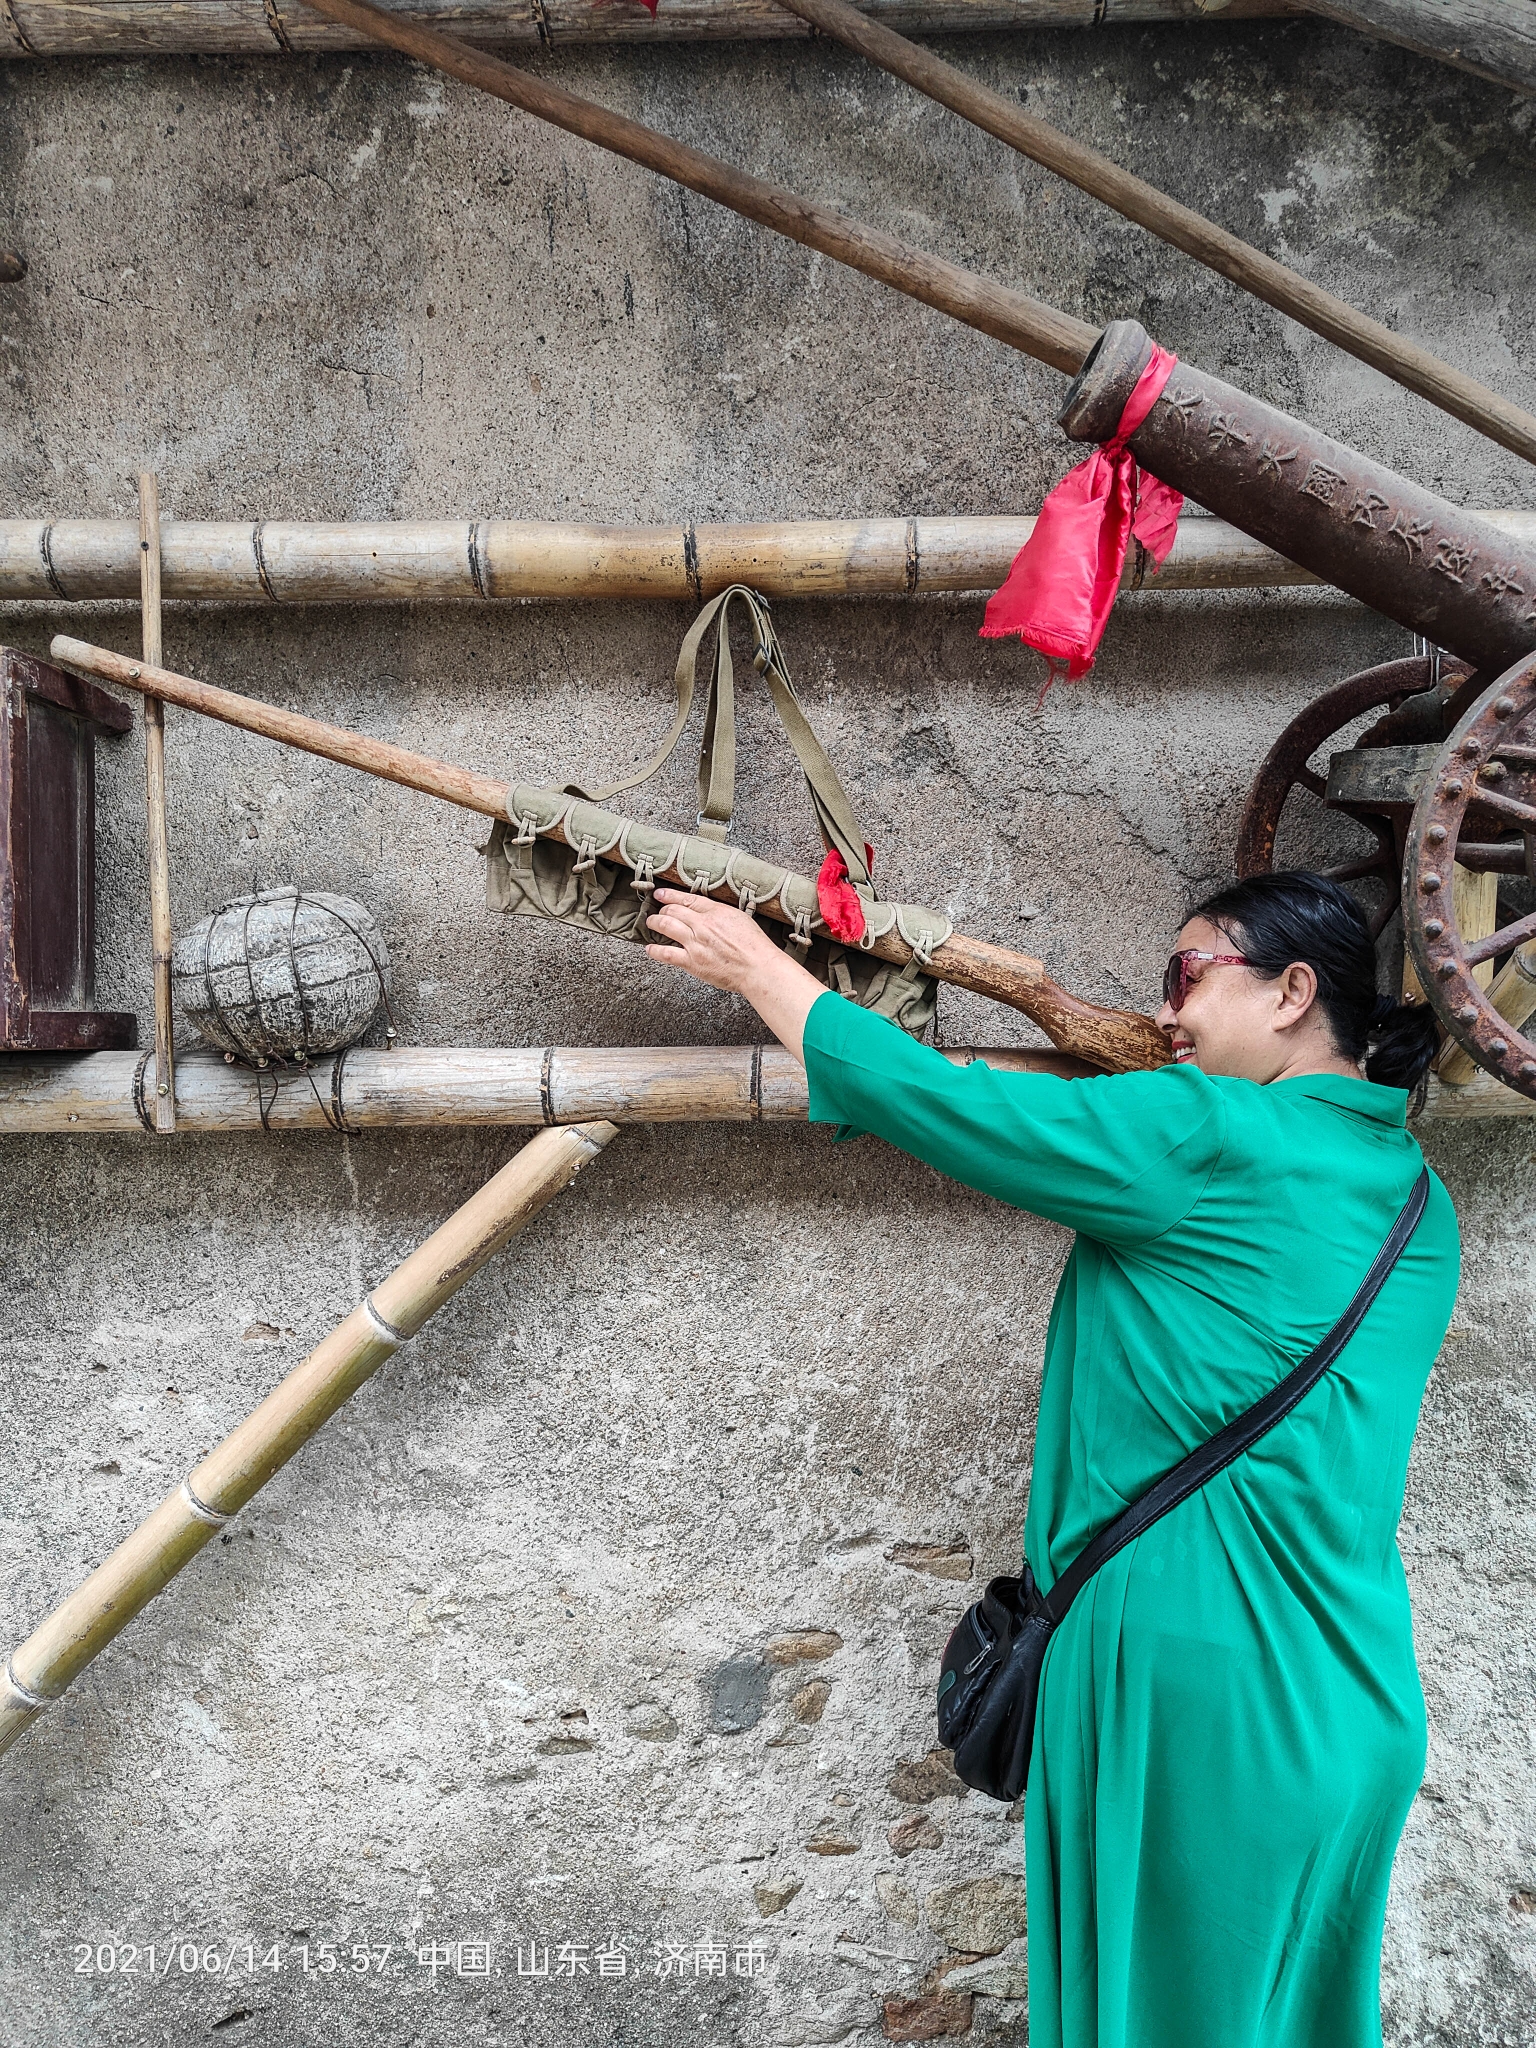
645, 868, 1459, 2048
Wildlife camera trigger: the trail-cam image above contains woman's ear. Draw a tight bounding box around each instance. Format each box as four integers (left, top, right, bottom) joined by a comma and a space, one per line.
1274, 960, 1320, 1029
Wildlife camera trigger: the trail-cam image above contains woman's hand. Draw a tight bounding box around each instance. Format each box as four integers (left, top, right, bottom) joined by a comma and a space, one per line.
644, 888, 826, 1065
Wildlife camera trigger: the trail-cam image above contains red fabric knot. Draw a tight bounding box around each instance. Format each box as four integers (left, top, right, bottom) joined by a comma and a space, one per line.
979, 344, 1184, 686
816, 845, 873, 945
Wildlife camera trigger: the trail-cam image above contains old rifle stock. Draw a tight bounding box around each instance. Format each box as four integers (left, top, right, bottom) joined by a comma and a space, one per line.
49, 635, 1169, 1074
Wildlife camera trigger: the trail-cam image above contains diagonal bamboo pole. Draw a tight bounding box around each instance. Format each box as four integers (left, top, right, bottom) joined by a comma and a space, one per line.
0, 1119, 616, 1762
48, 635, 1172, 1074
770, 0, 1536, 470
300, 0, 1093, 376
138, 473, 176, 1134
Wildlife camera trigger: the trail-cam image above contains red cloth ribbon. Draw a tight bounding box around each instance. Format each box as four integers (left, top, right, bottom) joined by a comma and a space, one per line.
979, 345, 1184, 682
816, 845, 873, 944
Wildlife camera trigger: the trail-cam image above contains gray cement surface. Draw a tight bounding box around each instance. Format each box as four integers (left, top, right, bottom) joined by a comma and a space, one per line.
1, 13, 1534, 2045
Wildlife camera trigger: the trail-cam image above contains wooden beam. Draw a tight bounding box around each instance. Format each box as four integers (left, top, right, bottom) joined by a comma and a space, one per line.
6, 512, 1534, 605
0, 0, 1295, 60
1298, 0, 1535, 98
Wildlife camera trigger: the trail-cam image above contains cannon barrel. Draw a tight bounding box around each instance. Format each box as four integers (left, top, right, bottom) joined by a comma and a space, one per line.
1063, 321, 1536, 679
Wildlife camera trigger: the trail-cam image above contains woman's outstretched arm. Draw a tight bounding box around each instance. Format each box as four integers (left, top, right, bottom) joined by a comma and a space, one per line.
644, 887, 825, 1064
644, 885, 1225, 1245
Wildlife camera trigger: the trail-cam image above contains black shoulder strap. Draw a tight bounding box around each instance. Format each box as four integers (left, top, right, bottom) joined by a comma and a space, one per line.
1041, 1165, 1431, 1627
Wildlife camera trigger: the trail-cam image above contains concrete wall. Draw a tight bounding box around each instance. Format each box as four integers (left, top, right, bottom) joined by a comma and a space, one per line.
2, 15, 1534, 2045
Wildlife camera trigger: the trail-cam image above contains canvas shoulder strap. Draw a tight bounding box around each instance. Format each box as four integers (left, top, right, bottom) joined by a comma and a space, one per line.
1041, 1164, 1432, 1627
566, 585, 875, 887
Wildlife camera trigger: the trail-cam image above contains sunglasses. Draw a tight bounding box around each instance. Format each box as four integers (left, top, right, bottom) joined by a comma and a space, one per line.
1162, 947, 1251, 1012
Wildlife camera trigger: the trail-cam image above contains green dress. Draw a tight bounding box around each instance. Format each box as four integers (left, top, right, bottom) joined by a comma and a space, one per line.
801, 993, 1460, 2048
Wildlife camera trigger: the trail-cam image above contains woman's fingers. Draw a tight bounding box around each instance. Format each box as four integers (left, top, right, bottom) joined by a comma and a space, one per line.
643, 889, 776, 992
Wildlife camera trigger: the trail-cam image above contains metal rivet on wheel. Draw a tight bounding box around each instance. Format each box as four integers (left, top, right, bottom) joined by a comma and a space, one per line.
1426, 824, 1446, 846
1456, 1005, 1478, 1022
1462, 737, 1482, 756
1521, 1061, 1536, 1083
1423, 920, 1443, 940
1443, 779, 1463, 799
1436, 960, 1457, 979
1495, 697, 1516, 718
1489, 1040, 1509, 1060
1420, 873, 1441, 893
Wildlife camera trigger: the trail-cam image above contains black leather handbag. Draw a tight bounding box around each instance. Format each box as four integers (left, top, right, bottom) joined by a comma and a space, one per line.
936, 1166, 1430, 1804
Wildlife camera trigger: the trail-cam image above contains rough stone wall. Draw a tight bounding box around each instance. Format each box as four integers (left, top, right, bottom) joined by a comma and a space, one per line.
1, 16, 1534, 2046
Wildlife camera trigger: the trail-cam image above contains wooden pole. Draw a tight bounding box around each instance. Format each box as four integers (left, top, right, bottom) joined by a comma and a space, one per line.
1297, 0, 1535, 99
47, 636, 1171, 1074
0, 1119, 615, 1762
7, 511, 1534, 606
0, 1040, 1518, 1127
137, 474, 175, 1134
297, 0, 1094, 377
773, 0, 1536, 469
0, 0, 1295, 61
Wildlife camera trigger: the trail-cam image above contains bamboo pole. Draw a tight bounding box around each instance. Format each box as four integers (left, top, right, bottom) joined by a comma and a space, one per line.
7, 512, 1535, 606
48, 636, 1173, 1073
0, 1119, 615, 1762
0, 1042, 1090, 1133
0, 1039, 1518, 1126
299, 0, 1096, 377
0, 0, 1295, 61
138, 474, 176, 1135
773, 0, 1536, 470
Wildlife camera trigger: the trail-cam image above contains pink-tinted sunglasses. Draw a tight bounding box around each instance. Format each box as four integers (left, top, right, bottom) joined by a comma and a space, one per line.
1162, 948, 1251, 1011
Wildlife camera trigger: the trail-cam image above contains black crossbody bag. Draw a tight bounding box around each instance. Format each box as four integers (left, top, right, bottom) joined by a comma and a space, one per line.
936, 1166, 1430, 1804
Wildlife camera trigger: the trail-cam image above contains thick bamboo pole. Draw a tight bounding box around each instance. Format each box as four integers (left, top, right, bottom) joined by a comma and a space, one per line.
7, 512, 1534, 605
0, 1040, 1516, 1125
138, 474, 176, 1134
300, 0, 1095, 376
48, 636, 1173, 1073
11, 512, 1536, 606
0, 1119, 615, 1762
0, 1042, 1090, 1133
0, 0, 1294, 60
776, 0, 1536, 468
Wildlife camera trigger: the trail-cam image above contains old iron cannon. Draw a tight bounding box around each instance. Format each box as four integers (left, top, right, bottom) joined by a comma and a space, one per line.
1062, 320, 1536, 1099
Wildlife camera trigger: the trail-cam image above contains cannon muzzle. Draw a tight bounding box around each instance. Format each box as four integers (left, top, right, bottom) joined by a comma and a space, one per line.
1064, 321, 1536, 678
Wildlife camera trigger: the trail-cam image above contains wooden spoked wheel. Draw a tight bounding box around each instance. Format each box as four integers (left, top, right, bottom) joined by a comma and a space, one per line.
1234, 657, 1446, 938
1405, 654, 1536, 1098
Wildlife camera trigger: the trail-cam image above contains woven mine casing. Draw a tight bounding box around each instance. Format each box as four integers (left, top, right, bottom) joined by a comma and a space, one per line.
172, 886, 389, 1062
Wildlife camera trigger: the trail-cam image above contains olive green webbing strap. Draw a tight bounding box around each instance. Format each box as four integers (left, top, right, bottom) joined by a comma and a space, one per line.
566, 586, 874, 888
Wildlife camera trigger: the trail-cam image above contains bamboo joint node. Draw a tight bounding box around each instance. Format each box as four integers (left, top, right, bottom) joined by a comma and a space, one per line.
3, 1658, 52, 1708
362, 1296, 411, 1347
180, 1478, 235, 1528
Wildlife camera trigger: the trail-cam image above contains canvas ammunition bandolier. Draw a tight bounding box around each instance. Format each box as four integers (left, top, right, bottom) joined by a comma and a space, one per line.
484, 585, 953, 1037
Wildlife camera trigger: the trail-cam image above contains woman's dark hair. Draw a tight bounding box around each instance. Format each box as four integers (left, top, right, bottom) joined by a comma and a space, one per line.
1186, 870, 1440, 1089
